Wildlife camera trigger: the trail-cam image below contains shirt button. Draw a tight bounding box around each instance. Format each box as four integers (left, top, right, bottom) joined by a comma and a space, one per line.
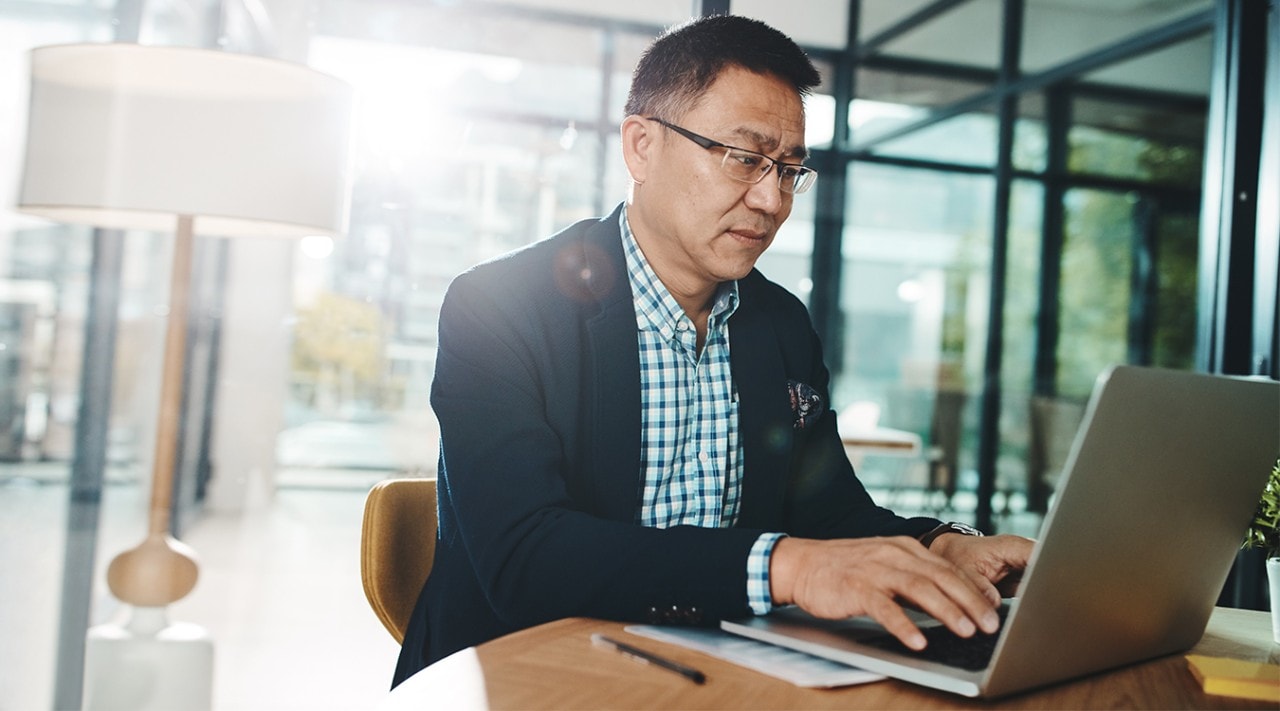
698, 451, 709, 463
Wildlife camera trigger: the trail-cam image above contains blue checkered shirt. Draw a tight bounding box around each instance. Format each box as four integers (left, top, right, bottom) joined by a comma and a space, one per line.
621, 209, 782, 615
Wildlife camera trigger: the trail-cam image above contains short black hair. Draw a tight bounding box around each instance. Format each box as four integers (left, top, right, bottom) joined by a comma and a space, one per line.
624, 14, 821, 120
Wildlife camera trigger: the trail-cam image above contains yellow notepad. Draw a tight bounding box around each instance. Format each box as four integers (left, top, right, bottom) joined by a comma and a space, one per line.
1186, 654, 1280, 703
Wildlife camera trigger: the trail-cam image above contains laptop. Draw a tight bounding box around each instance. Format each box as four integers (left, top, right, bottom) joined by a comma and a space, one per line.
722, 365, 1279, 699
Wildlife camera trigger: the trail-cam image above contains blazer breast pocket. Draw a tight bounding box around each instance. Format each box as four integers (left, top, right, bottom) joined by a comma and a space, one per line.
786, 379, 825, 430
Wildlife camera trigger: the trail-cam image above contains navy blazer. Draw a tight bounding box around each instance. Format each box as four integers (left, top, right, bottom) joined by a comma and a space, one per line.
393, 204, 939, 685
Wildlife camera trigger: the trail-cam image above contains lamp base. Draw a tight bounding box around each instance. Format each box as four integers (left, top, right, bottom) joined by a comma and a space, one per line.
83, 606, 213, 711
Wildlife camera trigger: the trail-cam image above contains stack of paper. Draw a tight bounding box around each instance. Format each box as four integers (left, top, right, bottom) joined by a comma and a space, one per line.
625, 625, 884, 688
1186, 654, 1280, 703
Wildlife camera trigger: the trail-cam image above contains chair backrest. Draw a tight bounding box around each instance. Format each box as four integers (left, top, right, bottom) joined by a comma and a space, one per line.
360, 477, 437, 644
1026, 396, 1088, 512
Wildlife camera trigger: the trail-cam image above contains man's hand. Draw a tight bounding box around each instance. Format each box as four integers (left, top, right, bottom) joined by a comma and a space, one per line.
928, 533, 1033, 599
768, 536, 1007, 651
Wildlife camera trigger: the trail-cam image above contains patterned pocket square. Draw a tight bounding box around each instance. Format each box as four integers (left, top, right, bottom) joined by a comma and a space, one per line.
786, 379, 825, 430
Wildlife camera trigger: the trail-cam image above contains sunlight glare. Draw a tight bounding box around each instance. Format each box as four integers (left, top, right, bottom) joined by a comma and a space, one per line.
309, 36, 523, 161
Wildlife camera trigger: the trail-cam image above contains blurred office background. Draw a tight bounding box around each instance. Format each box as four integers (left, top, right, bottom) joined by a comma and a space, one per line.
0, 0, 1276, 708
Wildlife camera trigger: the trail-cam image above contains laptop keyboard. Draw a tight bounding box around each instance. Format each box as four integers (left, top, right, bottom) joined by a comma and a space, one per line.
861, 607, 1008, 671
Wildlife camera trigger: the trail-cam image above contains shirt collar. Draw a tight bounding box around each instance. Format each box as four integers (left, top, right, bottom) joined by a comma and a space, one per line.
620, 208, 739, 335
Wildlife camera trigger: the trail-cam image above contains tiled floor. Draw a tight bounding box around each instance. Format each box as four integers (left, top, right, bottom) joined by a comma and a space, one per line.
2, 461, 1043, 711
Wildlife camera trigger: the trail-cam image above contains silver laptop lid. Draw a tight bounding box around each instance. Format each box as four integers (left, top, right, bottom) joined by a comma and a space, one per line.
722, 366, 1279, 699
983, 365, 1278, 696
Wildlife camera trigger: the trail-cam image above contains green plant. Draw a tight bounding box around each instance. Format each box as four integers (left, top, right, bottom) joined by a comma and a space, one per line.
1243, 458, 1280, 558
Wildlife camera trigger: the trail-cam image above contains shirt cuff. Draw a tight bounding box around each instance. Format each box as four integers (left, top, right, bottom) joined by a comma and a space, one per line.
746, 532, 786, 615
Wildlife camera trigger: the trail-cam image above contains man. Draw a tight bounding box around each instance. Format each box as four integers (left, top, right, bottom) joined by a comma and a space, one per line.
393, 14, 1031, 686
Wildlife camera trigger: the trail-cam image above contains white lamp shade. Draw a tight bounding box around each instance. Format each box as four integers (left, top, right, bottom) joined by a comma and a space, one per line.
18, 43, 354, 238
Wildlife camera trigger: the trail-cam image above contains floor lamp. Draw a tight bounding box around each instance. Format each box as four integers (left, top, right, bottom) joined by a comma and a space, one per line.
17, 43, 352, 710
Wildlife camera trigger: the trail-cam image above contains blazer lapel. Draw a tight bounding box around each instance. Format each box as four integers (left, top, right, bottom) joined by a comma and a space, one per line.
730, 284, 793, 528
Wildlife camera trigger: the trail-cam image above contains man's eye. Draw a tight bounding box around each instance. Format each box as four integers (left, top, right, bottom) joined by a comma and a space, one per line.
728, 152, 764, 168
779, 166, 803, 178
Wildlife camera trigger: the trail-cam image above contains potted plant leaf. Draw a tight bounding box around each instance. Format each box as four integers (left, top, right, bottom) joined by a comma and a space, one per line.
1243, 458, 1280, 643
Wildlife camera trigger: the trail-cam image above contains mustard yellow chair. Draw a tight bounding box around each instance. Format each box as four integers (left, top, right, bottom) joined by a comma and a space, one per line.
360, 477, 438, 644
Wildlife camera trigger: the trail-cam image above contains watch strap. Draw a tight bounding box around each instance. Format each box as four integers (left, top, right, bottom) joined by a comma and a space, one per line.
919, 521, 984, 548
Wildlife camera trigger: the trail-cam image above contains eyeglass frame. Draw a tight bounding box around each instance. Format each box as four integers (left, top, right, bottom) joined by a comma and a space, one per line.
646, 117, 818, 195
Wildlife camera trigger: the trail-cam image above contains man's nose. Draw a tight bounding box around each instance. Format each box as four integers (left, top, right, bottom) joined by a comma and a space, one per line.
743, 171, 784, 214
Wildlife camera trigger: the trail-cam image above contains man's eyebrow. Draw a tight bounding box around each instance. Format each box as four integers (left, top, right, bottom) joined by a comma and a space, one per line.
731, 127, 809, 161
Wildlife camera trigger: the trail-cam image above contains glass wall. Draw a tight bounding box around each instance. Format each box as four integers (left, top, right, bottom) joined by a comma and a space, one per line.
836, 162, 993, 508
0, 3, 210, 708
834, 0, 1217, 531
273, 3, 675, 480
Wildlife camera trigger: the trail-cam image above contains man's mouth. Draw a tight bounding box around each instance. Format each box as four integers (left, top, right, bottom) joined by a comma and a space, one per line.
728, 228, 769, 242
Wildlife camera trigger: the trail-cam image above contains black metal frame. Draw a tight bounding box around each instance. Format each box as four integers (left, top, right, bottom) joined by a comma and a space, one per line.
1261, 0, 1280, 382
1197, 0, 1275, 611
1197, 0, 1269, 377
851, 7, 1214, 155
969, 0, 1023, 534
1033, 85, 1069, 397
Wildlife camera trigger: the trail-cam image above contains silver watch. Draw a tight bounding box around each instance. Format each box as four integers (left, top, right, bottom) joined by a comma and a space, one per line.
919, 521, 984, 548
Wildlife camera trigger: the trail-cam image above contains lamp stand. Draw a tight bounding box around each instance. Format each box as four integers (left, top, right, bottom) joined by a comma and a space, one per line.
84, 215, 213, 711
106, 215, 199, 605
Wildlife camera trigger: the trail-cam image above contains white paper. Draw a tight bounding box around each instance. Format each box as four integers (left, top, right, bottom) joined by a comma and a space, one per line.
624, 625, 886, 688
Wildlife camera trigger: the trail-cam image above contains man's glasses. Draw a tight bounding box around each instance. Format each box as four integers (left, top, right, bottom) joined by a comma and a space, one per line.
647, 117, 818, 195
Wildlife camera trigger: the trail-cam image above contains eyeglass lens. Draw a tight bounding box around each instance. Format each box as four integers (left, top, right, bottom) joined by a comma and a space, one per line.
717, 148, 815, 194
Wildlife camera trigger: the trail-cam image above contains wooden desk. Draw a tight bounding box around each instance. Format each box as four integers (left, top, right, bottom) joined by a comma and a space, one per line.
842, 426, 922, 455
380, 607, 1276, 710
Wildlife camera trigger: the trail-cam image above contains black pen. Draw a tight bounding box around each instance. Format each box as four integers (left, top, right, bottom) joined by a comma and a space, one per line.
590, 633, 707, 684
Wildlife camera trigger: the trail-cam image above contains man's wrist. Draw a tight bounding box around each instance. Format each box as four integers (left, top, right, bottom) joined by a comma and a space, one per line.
919, 521, 983, 549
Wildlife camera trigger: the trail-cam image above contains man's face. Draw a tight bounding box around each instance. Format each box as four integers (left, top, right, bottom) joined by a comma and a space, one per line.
623, 65, 807, 302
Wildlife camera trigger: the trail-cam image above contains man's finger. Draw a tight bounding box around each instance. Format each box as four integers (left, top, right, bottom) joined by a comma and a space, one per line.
890, 568, 991, 639
865, 595, 928, 651
963, 567, 1003, 610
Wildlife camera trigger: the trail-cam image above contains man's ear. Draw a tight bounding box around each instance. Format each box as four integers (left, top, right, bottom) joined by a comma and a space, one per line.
620, 115, 655, 185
